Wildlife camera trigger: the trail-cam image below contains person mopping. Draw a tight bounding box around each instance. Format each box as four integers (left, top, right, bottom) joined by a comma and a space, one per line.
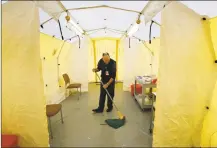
92, 52, 126, 129
92, 52, 116, 113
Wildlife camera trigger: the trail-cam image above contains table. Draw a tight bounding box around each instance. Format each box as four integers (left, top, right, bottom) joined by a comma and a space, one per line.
134, 76, 157, 111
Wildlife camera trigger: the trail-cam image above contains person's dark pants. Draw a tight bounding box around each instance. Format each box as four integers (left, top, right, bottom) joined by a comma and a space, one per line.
98, 82, 115, 111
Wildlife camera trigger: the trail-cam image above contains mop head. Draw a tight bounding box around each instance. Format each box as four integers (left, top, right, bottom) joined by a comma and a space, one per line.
105, 116, 126, 129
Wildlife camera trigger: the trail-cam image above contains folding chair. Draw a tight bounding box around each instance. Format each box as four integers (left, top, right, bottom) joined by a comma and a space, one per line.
62, 73, 81, 100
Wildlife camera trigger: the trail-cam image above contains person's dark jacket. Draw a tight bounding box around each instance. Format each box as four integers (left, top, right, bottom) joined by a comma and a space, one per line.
97, 58, 116, 83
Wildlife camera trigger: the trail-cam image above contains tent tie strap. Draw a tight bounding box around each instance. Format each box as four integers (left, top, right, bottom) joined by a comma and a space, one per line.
77, 35, 81, 48
58, 20, 64, 40
149, 20, 154, 44
129, 37, 131, 48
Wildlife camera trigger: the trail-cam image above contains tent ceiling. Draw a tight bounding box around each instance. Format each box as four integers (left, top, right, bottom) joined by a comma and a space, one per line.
2, 1, 217, 41
38, 1, 217, 41
39, 1, 161, 41
180, 1, 217, 18
62, 1, 147, 12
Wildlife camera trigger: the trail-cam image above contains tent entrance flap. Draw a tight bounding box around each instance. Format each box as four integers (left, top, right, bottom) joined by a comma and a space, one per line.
153, 1, 217, 147
2, 1, 49, 147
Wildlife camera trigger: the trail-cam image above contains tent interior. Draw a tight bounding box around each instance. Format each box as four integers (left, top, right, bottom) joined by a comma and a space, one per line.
2, 1, 217, 147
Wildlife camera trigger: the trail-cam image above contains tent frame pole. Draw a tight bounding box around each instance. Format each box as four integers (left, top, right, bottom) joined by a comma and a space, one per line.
86, 28, 126, 36
153, 20, 161, 26
67, 5, 141, 14
40, 5, 141, 26
132, 35, 154, 56
57, 35, 78, 87
39, 3, 161, 39
86, 30, 102, 35
116, 40, 119, 81
58, 20, 64, 40
92, 40, 97, 83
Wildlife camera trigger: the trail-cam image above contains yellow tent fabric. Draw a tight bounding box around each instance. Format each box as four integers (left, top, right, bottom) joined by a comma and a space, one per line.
201, 81, 217, 147
200, 17, 217, 147
63, 37, 89, 91
94, 39, 117, 81
40, 33, 67, 104
88, 39, 95, 82
145, 38, 160, 76
3, 1, 216, 147
2, 1, 49, 147
122, 38, 159, 91
210, 17, 217, 60
40, 33, 91, 104
94, 39, 117, 62
153, 1, 217, 147
118, 39, 124, 81
89, 37, 160, 86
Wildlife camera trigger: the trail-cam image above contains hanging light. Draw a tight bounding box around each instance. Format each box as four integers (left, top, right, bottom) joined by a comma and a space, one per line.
127, 19, 141, 37
65, 15, 84, 36
66, 22, 83, 36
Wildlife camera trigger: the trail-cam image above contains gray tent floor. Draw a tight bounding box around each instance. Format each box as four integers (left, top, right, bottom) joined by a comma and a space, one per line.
50, 83, 152, 147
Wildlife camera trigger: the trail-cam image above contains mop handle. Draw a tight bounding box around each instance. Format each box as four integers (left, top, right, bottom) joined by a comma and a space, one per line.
95, 72, 119, 111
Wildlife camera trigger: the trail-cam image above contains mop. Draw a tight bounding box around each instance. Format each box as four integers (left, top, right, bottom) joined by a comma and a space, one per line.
95, 72, 126, 129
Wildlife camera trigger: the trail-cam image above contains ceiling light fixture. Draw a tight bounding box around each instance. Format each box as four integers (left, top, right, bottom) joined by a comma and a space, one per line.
127, 18, 141, 37
65, 15, 84, 36
66, 23, 83, 36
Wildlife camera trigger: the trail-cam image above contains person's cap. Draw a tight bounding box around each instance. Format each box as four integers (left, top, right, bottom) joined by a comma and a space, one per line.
102, 52, 109, 56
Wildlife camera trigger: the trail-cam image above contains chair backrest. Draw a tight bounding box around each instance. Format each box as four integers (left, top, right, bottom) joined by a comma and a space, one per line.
62, 74, 70, 85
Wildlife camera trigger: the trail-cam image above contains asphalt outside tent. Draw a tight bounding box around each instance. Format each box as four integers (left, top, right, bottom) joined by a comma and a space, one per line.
2, 0, 217, 147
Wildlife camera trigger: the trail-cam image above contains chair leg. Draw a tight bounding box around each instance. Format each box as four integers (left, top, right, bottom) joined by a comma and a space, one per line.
69, 89, 72, 96
48, 117, 53, 139
60, 107, 64, 124
77, 88, 79, 100
80, 87, 81, 96
65, 88, 68, 98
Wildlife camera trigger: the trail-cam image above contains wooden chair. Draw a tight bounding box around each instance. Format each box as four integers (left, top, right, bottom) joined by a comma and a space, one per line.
46, 104, 64, 139
62, 74, 81, 100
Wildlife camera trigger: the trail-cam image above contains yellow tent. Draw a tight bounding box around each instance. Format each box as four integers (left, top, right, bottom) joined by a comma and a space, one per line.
153, 2, 217, 147
2, 0, 217, 147
2, 1, 49, 146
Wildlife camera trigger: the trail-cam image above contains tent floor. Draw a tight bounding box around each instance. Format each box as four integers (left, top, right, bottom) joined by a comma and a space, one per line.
50, 83, 152, 147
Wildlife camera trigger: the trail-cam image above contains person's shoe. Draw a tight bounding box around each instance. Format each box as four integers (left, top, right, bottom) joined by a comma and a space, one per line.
106, 108, 113, 112
92, 108, 103, 113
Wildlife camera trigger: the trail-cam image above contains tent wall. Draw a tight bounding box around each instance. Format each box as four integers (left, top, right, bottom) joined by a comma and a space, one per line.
40, 34, 90, 104
40, 33, 66, 104
91, 39, 119, 82
88, 39, 95, 82
200, 17, 217, 147
146, 38, 160, 76
2, 1, 49, 147
210, 17, 217, 60
153, 2, 217, 147
118, 39, 124, 81
122, 38, 157, 91
88, 38, 159, 84
95, 39, 117, 62
59, 37, 89, 92
201, 81, 217, 146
